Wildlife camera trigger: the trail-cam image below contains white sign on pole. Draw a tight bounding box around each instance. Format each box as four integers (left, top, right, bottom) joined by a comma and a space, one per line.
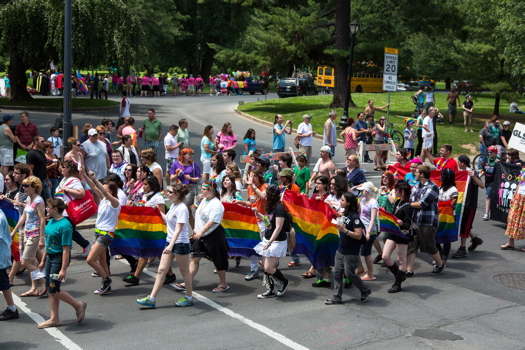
508, 122, 525, 154
383, 47, 398, 92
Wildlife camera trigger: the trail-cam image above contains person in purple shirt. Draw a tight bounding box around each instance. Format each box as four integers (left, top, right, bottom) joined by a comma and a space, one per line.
170, 148, 201, 228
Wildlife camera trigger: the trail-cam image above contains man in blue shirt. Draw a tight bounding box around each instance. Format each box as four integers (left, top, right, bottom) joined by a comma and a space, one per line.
354, 112, 372, 163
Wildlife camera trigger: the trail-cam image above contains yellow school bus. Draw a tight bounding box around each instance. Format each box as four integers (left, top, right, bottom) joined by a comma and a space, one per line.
316, 66, 384, 93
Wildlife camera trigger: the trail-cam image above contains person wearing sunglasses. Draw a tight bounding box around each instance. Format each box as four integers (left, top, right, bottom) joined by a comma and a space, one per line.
63, 137, 83, 166
170, 148, 201, 229
117, 134, 139, 166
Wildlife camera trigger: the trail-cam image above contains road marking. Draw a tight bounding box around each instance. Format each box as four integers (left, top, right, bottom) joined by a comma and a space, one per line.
138, 264, 309, 350
13, 294, 83, 350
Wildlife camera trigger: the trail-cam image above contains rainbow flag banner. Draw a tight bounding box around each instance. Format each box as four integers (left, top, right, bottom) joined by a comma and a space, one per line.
0, 199, 21, 261
437, 199, 457, 244
378, 207, 407, 239
282, 191, 339, 269
111, 206, 167, 257
222, 203, 261, 257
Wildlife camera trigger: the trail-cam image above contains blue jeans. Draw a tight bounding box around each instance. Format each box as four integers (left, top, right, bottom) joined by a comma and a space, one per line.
332, 251, 370, 302
479, 143, 487, 169
45, 252, 69, 293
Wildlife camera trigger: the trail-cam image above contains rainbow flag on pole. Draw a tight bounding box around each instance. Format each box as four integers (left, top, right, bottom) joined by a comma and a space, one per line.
378, 207, 407, 239
437, 199, 458, 244
222, 203, 261, 257
111, 206, 167, 257
282, 191, 339, 269
0, 199, 21, 261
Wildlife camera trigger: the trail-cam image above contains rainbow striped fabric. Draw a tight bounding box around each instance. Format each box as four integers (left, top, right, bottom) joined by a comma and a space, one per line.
282, 191, 339, 269
222, 203, 261, 257
378, 207, 407, 239
111, 206, 167, 257
437, 199, 457, 244
0, 199, 21, 261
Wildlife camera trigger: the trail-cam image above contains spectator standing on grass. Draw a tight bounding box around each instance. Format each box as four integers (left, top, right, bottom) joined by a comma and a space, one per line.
462, 94, 474, 132
446, 86, 461, 123
323, 110, 337, 157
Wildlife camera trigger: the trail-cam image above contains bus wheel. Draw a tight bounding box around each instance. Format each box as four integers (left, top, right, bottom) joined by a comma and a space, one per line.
355, 86, 363, 93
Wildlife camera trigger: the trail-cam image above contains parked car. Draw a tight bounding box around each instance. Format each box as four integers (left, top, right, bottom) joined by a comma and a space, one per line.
277, 78, 318, 98
453, 80, 477, 93
406, 81, 420, 91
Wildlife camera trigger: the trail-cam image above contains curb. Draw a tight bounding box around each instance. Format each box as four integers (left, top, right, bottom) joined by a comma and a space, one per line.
0, 105, 119, 113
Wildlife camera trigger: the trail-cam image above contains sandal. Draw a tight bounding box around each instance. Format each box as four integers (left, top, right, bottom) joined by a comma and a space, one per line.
360, 275, 377, 281
38, 287, 48, 298
114, 255, 124, 260
500, 244, 515, 250
302, 271, 316, 279
76, 302, 87, 324
20, 290, 39, 297
38, 320, 62, 329
212, 285, 230, 293
355, 269, 367, 276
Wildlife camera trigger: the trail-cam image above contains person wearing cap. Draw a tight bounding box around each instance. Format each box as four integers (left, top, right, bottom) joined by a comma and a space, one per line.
255, 154, 277, 186
297, 115, 315, 167
462, 94, 474, 132
278, 168, 300, 194
308, 146, 335, 192
403, 118, 416, 159
424, 144, 458, 172
481, 145, 499, 221
446, 86, 461, 123
404, 158, 423, 187
354, 181, 378, 281
81, 129, 110, 194
0, 115, 16, 176
272, 114, 293, 153
407, 164, 445, 276
323, 110, 337, 157
452, 155, 484, 258
498, 120, 512, 160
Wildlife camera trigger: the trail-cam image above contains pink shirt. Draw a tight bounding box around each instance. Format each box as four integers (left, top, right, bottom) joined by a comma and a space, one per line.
126, 76, 132, 84
195, 77, 204, 86
188, 77, 195, 85
152, 78, 159, 86
209, 77, 215, 85
117, 77, 123, 85
142, 76, 149, 85
216, 131, 237, 150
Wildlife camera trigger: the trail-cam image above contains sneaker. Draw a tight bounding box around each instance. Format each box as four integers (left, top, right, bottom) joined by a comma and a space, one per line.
0, 308, 19, 321
101, 277, 112, 292
136, 296, 156, 308
452, 247, 467, 258
324, 299, 343, 305
288, 261, 301, 267
372, 255, 383, 264
257, 290, 276, 299
245, 270, 259, 281
468, 237, 483, 252
312, 279, 331, 288
122, 275, 139, 285
364, 159, 373, 163
482, 214, 490, 221
81, 243, 92, 258
94, 286, 112, 295
173, 283, 186, 291
91, 272, 100, 277
174, 296, 194, 307
276, 279, 289, 297
360, 289, 371, 303
344, 278, 352, 289
430, 265, 445, 276
164, 273, 176, 285
405, 270, 414, 278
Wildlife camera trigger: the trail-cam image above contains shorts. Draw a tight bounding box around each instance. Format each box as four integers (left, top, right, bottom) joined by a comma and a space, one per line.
183, 184, 198, 207
412, 224, 438, 255
201, 156, 212, 174
142, 85, 150, 91
45, 252, 68, 294
0, 268, 10, 291
486, 186, 492, 198
153, 85, 160, 92
167, 242, 191, 255
166, 157, 176, 172
448, 103, 457, 116
22, 235, 40, 261
187, 85, 195, 92
345, 148, 357, 157
360, 233, 377, 256
0, 148, 14, 166
94, 231, 113, 248
459, 208, 476, 238
191, 225, 229, 271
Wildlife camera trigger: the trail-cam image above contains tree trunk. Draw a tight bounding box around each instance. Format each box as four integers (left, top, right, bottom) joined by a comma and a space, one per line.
330, 0, 353, 109
493, 92, 500, 116
8, 51, 32, 101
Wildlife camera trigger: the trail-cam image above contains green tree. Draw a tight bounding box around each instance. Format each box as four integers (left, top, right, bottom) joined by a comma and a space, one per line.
0, 0, 144, 100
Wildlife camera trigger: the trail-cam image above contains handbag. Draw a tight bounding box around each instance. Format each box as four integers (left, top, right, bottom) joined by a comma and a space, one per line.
66, 189, 98, 225
294, 136, 300, 149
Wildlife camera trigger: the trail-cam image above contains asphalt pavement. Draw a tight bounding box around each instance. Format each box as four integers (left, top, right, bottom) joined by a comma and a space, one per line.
2, 92, 525, 350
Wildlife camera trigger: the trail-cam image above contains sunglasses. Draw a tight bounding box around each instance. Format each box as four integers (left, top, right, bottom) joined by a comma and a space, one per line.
22, 184, 31, 188
98, 133, 105, 135
167, 190, 174, 194
75, 143, 81, 146
125, 168, 132, 171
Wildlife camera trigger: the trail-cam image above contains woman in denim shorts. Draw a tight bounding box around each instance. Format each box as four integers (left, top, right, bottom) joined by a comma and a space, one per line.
36, 198, 87, 329
137, 184, 194, 308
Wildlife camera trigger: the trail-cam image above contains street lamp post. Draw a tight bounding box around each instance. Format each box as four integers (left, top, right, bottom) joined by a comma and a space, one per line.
339, 20, 360, 129
197, 43, 201, 75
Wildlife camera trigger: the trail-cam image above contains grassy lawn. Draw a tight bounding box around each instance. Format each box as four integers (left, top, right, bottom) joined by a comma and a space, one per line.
0, 97, 118, 109
237, 92, 524, 155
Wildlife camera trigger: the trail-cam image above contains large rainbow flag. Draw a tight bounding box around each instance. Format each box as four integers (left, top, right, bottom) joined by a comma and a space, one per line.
437, 199, 457, 244
111, 206, 167, 257
222, 203, 261, 257
282, 191, 339, 269
378, 207, 407, 239
0, 199, 21, 261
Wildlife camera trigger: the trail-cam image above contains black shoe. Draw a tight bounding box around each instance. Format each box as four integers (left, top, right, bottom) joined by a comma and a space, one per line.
468, 237, 483, 252
324, 299, 343, 305
122, 275, 139, 285
257, 290, 276, 299
0, 308, 19, 321
164, 273, 176, 285
276, 279, 289, 297
130, 261, 138, 274
373, 255, 383, 264
405, 270, 414, 278
15, 268, 25, 276
101, 277, 112, 292
235, 256, 241, 267
364, 159, 373, 163
312, 279, 331, 288
430, 265, 444, 276
452, 247, 467, 258
388, 283, 401, 293
360, 289, 371, 302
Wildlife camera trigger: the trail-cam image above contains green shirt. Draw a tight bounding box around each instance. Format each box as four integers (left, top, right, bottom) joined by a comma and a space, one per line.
177, 128, 190, 148
294, 165, 310, 193
144, 118, 162, 142
44, 217, 73, 254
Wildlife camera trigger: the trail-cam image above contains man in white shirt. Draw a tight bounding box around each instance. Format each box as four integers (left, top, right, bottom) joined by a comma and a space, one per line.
297, 115, 315, 167
164, 125, 182, 186
421, 109, 435, 164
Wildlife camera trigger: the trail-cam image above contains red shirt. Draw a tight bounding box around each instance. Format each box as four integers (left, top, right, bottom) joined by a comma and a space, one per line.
15, 121, 39, 147
433, 157, 458, 172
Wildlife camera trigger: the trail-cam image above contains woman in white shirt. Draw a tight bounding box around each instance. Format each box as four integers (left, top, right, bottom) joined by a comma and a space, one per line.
137, 184, 194, 308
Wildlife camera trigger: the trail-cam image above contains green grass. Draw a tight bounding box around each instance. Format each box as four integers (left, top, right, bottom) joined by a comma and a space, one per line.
0, 97, 118, 108
237, 92, 523, 155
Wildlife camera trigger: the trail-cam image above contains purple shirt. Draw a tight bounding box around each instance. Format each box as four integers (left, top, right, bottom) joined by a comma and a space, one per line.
170, 161, 201, 184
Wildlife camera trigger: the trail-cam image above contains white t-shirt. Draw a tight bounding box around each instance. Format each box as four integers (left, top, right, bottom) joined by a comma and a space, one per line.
143, 192, 165, 208
0, 173, 4, 193
166, 202, 190, 243
56, 177, 83, 217
95, 198, 121, 232
297, 122, 313, 146
360, 197, 379, 233
117, 188, 128, 206
47, 136, 62, 158
164, 132, 179, 159
422, 116, 434, 139
195, 197, 224, 237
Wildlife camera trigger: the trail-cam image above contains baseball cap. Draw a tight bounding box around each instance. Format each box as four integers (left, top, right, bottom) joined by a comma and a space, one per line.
503, 121, 511, 126
278, 168, 294, 177
356, 181, 377, 194
266, 185, 280, 196
320, 145, 331, 153
2, 114, 14, 122
302, 115, 312, 120
458, 155, 470, 167
88, 129, 98, 136
257, 155, 270, 166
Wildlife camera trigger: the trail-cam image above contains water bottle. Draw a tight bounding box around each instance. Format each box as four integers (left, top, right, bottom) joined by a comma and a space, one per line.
50, 274, 65, 282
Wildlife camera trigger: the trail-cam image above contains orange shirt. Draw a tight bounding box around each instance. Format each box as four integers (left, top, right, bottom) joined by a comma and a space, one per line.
246, 183, 268, 216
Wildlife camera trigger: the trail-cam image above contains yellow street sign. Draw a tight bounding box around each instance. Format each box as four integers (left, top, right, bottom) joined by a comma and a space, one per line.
384, 47, 399, 55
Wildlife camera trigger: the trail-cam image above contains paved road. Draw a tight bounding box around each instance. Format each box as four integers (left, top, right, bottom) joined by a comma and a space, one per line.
2, 93, 525, 349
